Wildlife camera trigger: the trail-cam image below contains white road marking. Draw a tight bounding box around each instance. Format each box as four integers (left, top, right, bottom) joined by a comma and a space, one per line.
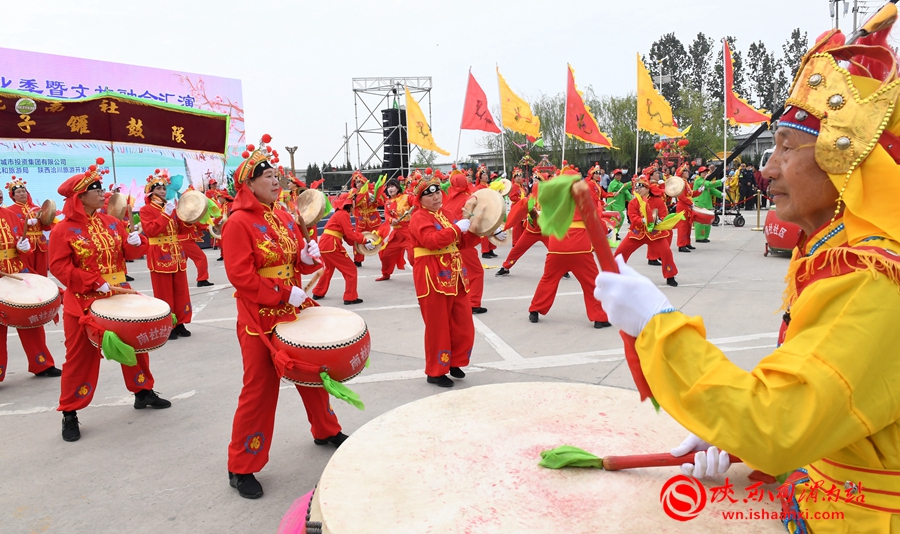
171, 390, 196, 400
0, 390, 195, 417
472, 316, 524, 361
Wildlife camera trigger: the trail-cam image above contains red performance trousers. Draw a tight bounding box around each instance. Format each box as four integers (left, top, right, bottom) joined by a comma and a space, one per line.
228, 323, 341, 474
181, 240, 210, 281
22, 250, 48, 277
615, 236, 679, 279
314, 247, 359, 301
378, 229, 413, 277
461, 248, 484, 308
529, 253, 608, 323
58, 313, 154, 412
0, 325, 55, 381
480, 236, 496, 254
417, 281, 474, 378
502, 231, 549, 270
150, 271, 192, 325
674, 212, 695, 248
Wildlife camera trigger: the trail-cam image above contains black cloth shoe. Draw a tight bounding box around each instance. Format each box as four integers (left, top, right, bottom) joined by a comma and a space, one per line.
312, 294, 324, 300
666, 277, 678, 287
615, 233, 620, 241
229, 472, 263, 499
562, 272, 571, 279
125, 274, 135, 282
648, 259, 662, 266
529, 311, 539, 323
697, 239, 710, 243
426, 375, 454, 387
35, 366, 62, 377
173, 324, 191, 337
62, 411, 80, 442
495, 268, 510, 276
687, 245, 696, 250
678, 247, 692, 253
217, 256, 224, 261
168, 330, 179, 340
197, 280, 214, 287
354, 261, 363, 267
134, 389, 172, 409
481, 253, 493, 259
472, 307, 487, 314
449, 367, 466, 379
343, 298, 363, 305
314, 432, 349, 448
594, 321, 612, 329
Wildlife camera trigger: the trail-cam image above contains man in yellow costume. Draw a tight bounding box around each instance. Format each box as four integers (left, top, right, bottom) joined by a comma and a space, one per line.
594, 21, 900, 533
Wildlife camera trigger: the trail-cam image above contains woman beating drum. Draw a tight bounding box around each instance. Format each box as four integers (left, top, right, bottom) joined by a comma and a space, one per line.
409, 173, 482, 387
48, 160, 170, 443
5, 177, 55, 276
594, 21, 900, 532
376, 178, 416, 282
221, 135, 348, 500
0, 177, 60, 382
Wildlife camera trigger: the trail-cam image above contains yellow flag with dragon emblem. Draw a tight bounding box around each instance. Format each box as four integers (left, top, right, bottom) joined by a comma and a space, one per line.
404, 87, 450, 156
636, 54, 683, 138
497, 68, 541, 138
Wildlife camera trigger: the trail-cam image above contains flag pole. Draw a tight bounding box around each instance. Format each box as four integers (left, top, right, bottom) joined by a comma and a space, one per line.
456, 67, 470, 166
496, 65, 508, 176
722, 40, 728, 228
562, 65, 569, 165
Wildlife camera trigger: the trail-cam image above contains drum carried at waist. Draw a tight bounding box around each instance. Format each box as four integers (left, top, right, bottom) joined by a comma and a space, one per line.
87, 294, 173, 353
286, 383, 779, 533
0, 274, 61, 329
466, 189, 507, 237
272, 307, 370, 386
692, 206, 716, 225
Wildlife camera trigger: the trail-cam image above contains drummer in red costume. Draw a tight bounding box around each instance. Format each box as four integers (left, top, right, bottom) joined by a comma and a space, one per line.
409, 173, 482, 387
473, 165, 498, 259
507, 168, 527, 246
5, 177, 53, 276
49, 159, 169, 443
178, 201, 214, 288
528, 168, 611, 328
443, 167, 498, 314
376, 178, 414, 282
349, 170, 381, 267
615, 176, 679, 286
312, 193, 369, 304
222, 135, 346, 500
495, 175, 549, 277
0, 178, 60, 382
139, 170, 193, 339
673, 165, 697, 253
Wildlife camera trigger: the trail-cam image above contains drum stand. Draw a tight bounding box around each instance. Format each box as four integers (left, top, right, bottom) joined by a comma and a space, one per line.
751, 190, 763, 232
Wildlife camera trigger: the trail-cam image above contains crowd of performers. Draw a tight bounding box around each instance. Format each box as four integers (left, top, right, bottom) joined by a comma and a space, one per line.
9, 23, 898, 531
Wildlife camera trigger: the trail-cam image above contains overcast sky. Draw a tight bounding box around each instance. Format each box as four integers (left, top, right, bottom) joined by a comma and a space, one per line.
2, 1, 852, 168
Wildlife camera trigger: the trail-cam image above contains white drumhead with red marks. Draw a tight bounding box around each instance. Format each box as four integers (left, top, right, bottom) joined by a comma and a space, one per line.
309, 383, 779, 533
0, 274, 61, 328
91, 294, 170, 319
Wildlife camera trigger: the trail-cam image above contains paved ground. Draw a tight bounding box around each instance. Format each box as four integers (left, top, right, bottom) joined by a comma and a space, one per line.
1, 217, 790, 533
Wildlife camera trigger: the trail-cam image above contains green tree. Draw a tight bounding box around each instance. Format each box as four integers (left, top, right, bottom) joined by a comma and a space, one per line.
591, 93, 657, 169
648, 33, 689, 112
675, 88, 735, 163
711, 36, 747, 102
782, 28, 809, 80
686, 32, 715, 96
412, 149, 438, 168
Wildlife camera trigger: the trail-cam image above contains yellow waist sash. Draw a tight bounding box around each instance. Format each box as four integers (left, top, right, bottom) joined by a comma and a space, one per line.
148, 235, 177, 245
26, 231, 43, 237
257, 264, 295, 280
323, 229, 344, 239
414, 244, 459, 258
0, 248, 19, 260
569, 221, 586, 229
808, 458, 900, 513
101, 271, 127, 285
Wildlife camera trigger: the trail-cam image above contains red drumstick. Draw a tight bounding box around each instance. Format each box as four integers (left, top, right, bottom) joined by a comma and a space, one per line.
601, 452, 743, 471
570, 180, 654, 403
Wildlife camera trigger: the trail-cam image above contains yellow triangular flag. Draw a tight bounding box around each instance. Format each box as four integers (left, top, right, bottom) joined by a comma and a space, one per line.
497, 68, 541, 138
404, 87, 450, 156
636, 55, 683, 138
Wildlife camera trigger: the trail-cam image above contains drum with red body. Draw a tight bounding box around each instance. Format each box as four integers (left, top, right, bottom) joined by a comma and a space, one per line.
272, 307, 370, 386
88, 294, 173, 352
691, 206, 716, 225
0, 274, 61, 329
764, 209, 803, 256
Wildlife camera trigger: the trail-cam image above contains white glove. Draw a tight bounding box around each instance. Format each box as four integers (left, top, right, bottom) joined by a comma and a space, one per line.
299, 242, 317, 265
27, 218, 38, 226
306, 240, 320, 258
97, 283, 111, 294
493, 230, 507, 241
455, 219, 472, 233
16, 237, 30, 253
593, 255, 673, 337
364, 239, 377, 251
698, 186, 705, 193
164, 201, 176, 215
671, 433, 732, 479
127, 231, 141, 246
288, 286, 308, 307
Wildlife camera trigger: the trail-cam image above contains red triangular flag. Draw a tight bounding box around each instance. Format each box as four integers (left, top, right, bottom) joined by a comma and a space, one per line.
460, 72, 501, 133
565, 65, 612, 147
725, 41, 770, 125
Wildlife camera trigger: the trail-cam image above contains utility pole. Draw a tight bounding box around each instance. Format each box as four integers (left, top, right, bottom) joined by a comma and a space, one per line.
285, 146, 298, 178
853, 0, 859, 31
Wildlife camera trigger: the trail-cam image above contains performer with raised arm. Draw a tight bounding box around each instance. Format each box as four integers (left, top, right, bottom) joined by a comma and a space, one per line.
614, 176, 678, 286
349, 170, 381, 267
6, 177, 53, 276
376, 178, 414, 282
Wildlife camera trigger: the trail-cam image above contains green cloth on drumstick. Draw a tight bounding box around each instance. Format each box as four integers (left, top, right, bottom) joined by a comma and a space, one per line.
536, 174, 582, 239
539, 445, 603, 469
320, 371, 365, 410
101, 331, 138, 367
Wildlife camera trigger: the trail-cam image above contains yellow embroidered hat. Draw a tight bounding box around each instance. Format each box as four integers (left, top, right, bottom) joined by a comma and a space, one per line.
233, 134, 280, 190
144, 169, 171, 194
5, 176, 26, 200
784, 14, 900, 244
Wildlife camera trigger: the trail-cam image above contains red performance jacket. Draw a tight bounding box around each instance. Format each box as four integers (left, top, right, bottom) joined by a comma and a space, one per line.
409, 207, 481, 298
8, 197, 51, 253
627, 195, 671, 241
319, 209, 366, 254
139, 199, 188, 273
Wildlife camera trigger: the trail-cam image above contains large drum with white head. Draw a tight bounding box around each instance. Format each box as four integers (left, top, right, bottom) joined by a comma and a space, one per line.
286, 383, 780, 533
0, 274, 61, 328
272, 307, 370, 386
88, 294, 173, 352
692, 206, 716, 225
